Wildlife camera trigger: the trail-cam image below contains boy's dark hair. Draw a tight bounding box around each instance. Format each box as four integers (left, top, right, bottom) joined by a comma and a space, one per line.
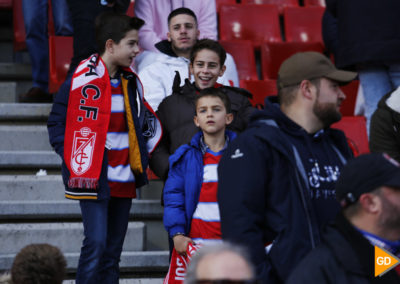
95, 12, 145, 55
167, 7, 197, 26
196, 88, 232, 114
11, 243, 67, 284
190, 39, 227, 66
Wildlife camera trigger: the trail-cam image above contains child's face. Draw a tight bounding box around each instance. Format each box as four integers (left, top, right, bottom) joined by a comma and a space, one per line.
190, 49, 226, 90
110, 29, 140, 68
194, 96, 233, 136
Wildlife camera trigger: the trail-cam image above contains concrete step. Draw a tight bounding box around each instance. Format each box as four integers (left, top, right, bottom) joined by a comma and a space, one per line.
0, 80, 33, 103
0, 250, 169, 273
0, 63, 32, 80
0, 103, 51, 121
0, 222, 145, 254
0, 150, 60, 169
0, 125, 52, 151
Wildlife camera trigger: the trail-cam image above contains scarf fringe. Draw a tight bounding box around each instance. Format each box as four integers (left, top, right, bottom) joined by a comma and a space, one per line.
68, 177, 99, 189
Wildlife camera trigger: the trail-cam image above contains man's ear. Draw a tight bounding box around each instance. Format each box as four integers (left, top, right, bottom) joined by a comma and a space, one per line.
225, 113, 233, 125
218, 65, 227, 77
359, 192, 381, 214
196, 29, 200, 39
299, 80, 314, 100
189, 63, 194, 76
167, 32, 171, 42
194, 115, 200, 127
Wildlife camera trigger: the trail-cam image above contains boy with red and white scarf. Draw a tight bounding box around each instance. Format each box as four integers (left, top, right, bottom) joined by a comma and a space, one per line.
47, 12, 161, 283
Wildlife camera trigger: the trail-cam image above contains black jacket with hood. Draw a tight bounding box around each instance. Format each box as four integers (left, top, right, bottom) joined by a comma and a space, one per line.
217, 96, 353, 283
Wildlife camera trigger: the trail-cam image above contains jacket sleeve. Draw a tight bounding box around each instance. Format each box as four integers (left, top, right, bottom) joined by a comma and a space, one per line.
149, 101, 172, 180
139, 63, 173, 111
238, 96, 256, 130
134, 0, 162, 52
369, 107, 400, 162
163, 155, 187, 237
47, 77, 71, 159
217, 132, 270, 280
197, 0, 218, 41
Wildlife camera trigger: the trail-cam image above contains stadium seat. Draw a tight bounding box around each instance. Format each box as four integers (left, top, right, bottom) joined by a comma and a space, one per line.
303, 0, 326, 7
13, 0, 26, 51
0, 0, 12, 9
48, 36, 73, 93
332, 116, 369, 157
261, 41, 324, 80
340, 80, 360, 116
241, 0, 298, 15
215, 0, 237, 12
126, 0, 135, 17
219, 4, 281, 47
220, 40, 258, 81
240, 79, 277, 108
284, 6, 325, 44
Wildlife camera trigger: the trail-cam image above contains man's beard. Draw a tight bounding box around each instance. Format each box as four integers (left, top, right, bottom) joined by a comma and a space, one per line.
313, 95, 342, 128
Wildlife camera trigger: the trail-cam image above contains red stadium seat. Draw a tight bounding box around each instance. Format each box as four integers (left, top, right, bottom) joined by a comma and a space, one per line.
340, 80, 360, 116
0, 0, 12, 9
126, 0, 135, 17
240, 79, 277, 108
304, 0, 326, 7
49, 36, 73, 93
219, 4, 282, 48
13, 0, 26, 51
284, 7, 325, 44
215, 0, 237, 12
332, 116, 369, 157
220, 40, 258, 81
261, 41, 324, 80
241, 0, 298, 15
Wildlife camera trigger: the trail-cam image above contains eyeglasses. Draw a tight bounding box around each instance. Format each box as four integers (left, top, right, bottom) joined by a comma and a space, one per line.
196, 280, 260, 284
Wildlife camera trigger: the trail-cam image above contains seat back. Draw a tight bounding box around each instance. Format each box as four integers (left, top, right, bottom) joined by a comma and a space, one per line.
332, 116, 369, 157
49, 36, 73, 93
220, 40, 258, 81
240, 79, 277, 108
284, 6, 325, 44
241, 0, 298, 15
13, 0, 26, 51
340, 80, 360, 116
304, 0, 326, 7
261, 41, 324, 80
219, 4, 281, 47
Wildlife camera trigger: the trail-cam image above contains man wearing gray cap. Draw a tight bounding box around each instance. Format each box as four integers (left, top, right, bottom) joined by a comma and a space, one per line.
218, 52, 357, 283
287, 153, 400, 283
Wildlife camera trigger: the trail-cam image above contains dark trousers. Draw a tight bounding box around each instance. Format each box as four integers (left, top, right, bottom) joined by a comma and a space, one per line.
76, 197, 132, 284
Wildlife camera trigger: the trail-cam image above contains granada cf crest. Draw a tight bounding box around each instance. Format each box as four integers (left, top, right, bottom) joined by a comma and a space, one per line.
70, 127, 96, 175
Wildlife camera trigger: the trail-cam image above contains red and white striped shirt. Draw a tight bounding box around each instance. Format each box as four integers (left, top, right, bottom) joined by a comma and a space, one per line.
189, 149, 223, 244
106, 77, 136, 198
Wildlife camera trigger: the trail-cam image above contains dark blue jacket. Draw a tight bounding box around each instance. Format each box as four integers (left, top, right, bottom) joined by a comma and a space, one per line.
47, 67, 151, 200
326, 0, 400, 70
163, 130, 236, 238
217, 97, 353, 284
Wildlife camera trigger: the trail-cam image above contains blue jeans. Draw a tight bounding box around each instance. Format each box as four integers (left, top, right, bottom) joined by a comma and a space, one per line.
22, 0, 73, 92
76, 198, 132, 284
358, 61, 400, 135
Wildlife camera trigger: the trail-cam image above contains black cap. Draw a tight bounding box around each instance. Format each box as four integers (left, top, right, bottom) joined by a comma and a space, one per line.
336, 153, 400, 207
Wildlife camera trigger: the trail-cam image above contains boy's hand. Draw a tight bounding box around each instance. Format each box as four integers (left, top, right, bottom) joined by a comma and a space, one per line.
172, 234, 193, 256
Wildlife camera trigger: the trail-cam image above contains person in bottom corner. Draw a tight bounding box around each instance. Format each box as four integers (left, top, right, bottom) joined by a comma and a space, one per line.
47, 12, 161, 284
163, 88, 236, 255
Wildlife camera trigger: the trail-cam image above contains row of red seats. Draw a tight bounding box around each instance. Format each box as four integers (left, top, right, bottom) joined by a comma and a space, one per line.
219, 5, 325, 47
216, 0, 326, 13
